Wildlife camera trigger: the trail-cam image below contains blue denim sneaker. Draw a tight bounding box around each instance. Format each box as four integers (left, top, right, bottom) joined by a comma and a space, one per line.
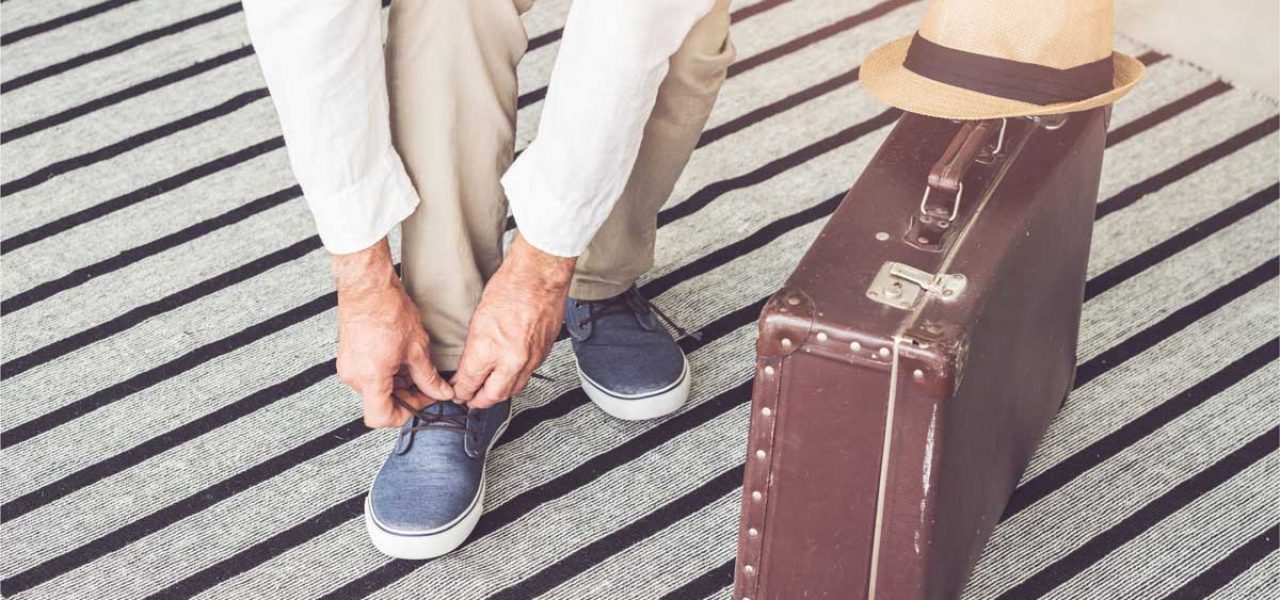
364, 396, 510, 559
565, 286, 692, 420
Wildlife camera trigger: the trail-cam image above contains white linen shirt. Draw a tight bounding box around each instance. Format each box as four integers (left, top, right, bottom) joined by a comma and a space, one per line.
243, 0, 716, 256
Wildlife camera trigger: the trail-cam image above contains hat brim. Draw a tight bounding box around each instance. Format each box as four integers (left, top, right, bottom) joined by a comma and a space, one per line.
860, 35, 1146, 120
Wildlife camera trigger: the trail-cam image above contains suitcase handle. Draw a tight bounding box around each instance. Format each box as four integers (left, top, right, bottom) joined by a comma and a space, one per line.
919, 118, 1004, 221
929, 119, 1003, 192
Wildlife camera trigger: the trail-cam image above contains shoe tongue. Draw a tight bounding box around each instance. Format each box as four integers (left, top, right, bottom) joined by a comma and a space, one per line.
592, 290, 647, 319
425, 400, 467, 418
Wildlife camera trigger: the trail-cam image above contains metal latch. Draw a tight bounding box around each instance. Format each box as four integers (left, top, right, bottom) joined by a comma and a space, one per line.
866, 261, 967, 309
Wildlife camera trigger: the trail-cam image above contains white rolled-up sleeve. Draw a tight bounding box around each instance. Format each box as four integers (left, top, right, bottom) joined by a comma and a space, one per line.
501, 0, 717, 257
243, 0, 418, 255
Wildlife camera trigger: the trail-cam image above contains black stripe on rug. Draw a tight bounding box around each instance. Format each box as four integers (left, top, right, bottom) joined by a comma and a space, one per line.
1007, 332, 1279, 519
0, 89, 270, 197
1, 0, 141, 47
0, 45, 256, 143
1161, 524, 1278, 600
997, 427, 1278, 599
1097, 116, 1279, 220
660, 558, 735, 600
0, 2, 244, 94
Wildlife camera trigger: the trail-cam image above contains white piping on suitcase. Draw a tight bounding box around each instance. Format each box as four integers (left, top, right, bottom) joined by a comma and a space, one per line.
866, 115, 1047, 598
867, 334, 904, 600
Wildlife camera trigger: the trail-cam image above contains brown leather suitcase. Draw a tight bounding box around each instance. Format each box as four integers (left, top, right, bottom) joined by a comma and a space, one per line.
732, 107, 1108, 599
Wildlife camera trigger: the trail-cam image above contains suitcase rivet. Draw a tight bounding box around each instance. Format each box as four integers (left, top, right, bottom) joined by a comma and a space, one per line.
875, 231, 889, 241
913, 369, 925, 381
879, 347, 891, 358
752, 490, 762, 502
756, 449, 767, 460
786, 296, 801, 306
744, 565, 756, 576
780, 337, 793, 349
918, 236, 931, 244
850, 341, 862, 352
763, 365, 775, 376
761, 407, 772, 417
749, 527, 759, 538
816, 331, 828, 342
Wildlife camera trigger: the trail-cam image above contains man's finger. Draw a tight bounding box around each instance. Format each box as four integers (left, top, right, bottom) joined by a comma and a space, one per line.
405, 346, 454, 401
452, 349, 495, 402
510, 368, 535, 398
471, 362, 519, 408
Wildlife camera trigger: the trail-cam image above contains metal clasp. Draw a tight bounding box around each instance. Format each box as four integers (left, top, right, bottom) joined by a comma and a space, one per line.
1033, 113, 1069, 130
866, 261, 967, 309
919, 182, 963, 223
975, 118, 1008, 164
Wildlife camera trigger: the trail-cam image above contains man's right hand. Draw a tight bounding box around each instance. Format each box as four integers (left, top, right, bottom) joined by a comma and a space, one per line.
331, 238, 454, 428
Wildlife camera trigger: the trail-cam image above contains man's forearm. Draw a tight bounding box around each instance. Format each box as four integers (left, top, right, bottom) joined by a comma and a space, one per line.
331, 238, 399, 307
501, 234, 577, 292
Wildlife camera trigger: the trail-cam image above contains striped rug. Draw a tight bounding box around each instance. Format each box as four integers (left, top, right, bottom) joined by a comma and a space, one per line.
2, 0, 1276, 598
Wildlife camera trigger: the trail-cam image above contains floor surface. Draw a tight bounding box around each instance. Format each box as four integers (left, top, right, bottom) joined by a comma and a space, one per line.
1117, 0, 1279, 100
2, 1, 1278, 599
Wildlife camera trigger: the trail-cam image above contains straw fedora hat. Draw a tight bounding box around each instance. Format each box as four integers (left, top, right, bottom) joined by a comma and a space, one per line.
861, 0, 1144, 119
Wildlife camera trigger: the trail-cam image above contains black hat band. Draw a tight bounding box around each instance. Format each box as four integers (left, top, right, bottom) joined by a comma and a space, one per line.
903, 33, 1115, 105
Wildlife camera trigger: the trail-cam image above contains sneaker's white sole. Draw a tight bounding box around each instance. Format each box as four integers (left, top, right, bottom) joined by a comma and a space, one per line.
364, 418, 508, 560
364, 481, 484, 560
577, 357, 690, 421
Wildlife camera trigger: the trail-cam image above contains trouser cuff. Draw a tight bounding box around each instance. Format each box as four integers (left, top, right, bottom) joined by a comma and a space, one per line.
428, 351, 464, 373
569, 278, 635, 302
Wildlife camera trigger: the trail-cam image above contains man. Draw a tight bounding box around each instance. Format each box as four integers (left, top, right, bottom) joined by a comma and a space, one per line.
243, 0, 734, 559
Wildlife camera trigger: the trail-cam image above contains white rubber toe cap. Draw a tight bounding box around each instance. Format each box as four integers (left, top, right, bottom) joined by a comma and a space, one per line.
577, 357, 690, 421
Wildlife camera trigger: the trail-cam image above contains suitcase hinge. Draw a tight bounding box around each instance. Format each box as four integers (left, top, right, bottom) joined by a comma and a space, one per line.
866, 261, 967, 309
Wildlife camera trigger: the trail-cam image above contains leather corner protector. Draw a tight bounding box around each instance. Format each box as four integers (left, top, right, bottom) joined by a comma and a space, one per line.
757, 287, 815, 357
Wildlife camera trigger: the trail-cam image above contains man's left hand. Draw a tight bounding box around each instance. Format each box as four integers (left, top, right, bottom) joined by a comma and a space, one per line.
452, 233, 576, 408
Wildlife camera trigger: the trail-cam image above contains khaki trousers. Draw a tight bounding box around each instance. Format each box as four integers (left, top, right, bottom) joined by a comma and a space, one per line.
387, 0, 735, 370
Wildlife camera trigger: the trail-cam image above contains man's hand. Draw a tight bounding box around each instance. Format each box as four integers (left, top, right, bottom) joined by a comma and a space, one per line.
332, 239, 453, 427
453, 234, 576, 408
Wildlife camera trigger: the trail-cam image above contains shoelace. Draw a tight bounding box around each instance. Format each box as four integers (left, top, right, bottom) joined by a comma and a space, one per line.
391, 394, 473, 439
577, 293, 702, 341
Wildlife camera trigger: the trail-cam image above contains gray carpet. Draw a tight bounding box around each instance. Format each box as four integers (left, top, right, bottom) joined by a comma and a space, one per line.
1, 0, 1277, 598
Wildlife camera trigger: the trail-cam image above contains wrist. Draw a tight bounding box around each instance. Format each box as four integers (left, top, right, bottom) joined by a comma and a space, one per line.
506, 233, 576, 291
330, 238, 398, 299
